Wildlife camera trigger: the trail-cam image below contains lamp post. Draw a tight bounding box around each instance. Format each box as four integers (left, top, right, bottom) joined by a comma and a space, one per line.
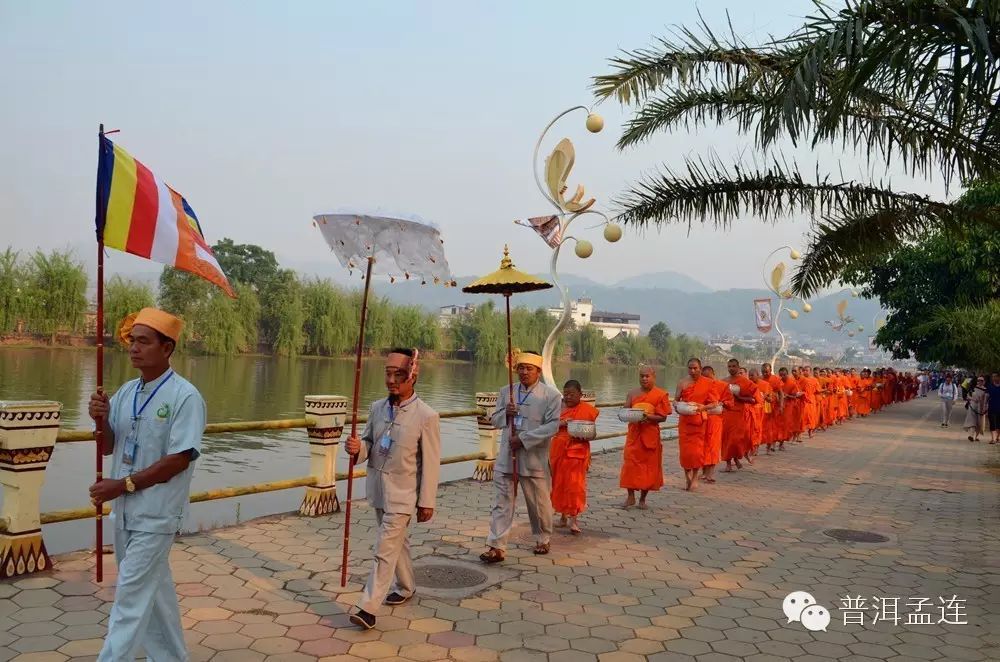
524, 106, 623, 385
761, 246, 808, 367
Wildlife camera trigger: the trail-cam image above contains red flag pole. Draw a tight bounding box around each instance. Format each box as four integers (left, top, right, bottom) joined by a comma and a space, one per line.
341, 253, 374, 587
94, 126, 105, 583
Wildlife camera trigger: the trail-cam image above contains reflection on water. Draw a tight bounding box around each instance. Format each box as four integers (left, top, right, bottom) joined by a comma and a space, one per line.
0, 348, 687, 553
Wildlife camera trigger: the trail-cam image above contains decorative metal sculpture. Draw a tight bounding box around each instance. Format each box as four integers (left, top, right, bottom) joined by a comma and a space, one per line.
761, 246, 809, 366
518, 106, 621, 385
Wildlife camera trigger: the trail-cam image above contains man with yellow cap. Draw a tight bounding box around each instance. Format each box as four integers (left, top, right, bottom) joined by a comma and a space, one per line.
480, 351, 562, 563
87, 307, 206, 661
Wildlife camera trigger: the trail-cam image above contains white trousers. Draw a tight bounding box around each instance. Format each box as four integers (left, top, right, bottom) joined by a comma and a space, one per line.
941, 399, 956, 424
98, 528, 186, 662
358, 510, 415, 614
487, 472, 552, 551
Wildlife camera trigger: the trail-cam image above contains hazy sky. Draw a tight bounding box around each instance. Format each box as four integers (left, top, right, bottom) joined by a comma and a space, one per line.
0, 1, 949, 291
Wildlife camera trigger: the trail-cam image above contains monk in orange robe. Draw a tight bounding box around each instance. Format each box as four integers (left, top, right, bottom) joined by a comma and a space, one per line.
798, 366, 820, 438
550, 380, 599, 534
700, 365, 732, 482
836, 369, 851, 421
870, 371, 883, 412
619, 365, 671, 509
750, 367, 770, 454
779, 367, 802, 445
722, 360, 757, 471
883, 370, 896, 407
855, 369, 872, 417
820, 369, 837, 428
762, 363, 785, 452
676, 358, 715, 491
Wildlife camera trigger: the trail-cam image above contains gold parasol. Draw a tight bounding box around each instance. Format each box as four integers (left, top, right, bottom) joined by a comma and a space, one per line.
463, 245, 551, 492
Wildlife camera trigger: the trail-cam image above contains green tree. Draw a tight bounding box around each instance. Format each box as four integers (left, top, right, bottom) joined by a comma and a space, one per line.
212, 238, 279, 292
158, 267, 211, 320
647, 322, 672, 353
104, 276, 155, 338
22, 250, 87, 341
569, 325, 608, 363
190, 282, 260, 355
0, 249, 23, 334
301, 279, 352, 355
262, 270, 304, 356
593, 1, 1000, 296
607, 335, 656, 365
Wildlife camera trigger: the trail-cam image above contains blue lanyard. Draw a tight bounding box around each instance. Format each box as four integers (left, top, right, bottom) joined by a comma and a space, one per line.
516, 384, 533, 407
133, 371, 174, 421
385, 394, 416, 426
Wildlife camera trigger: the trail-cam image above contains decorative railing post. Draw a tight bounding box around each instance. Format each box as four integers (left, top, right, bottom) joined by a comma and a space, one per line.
0, 400, 61, 578
300, 395, 347, 516
472, 392, 499, 481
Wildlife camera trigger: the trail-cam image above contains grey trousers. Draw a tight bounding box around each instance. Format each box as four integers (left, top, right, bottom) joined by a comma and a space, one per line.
98, 528, 187, 662
487, 472, 552, 551
358, 509, 415, 614
941, 399, 956, 424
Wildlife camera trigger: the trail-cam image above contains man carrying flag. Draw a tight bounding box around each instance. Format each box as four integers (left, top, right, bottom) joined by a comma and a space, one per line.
88, 308, 204, 661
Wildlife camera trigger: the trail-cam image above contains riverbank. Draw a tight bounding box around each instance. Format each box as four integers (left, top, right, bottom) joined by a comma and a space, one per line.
4, 396, 997, 660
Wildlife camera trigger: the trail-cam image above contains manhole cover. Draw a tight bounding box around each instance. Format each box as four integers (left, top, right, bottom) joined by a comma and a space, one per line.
823, 528, 889, 543
415, 564, 488, 589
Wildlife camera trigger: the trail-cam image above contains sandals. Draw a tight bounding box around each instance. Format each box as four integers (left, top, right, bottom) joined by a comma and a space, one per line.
479, 547, 505, 564
533, 542, 550, 555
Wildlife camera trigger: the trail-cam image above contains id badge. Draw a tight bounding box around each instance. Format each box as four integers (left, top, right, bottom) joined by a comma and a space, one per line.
122, 432, 138, 466
378, 431, 392, 456
514, 415, 524, 429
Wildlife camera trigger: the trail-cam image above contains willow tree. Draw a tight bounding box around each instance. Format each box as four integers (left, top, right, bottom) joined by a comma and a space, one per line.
593, 0, 1000, 295
22, 250, 87, 341
0, 249, 22, 334
104, 276, 155, 338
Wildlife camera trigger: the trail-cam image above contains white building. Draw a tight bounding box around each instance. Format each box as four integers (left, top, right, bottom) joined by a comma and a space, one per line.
438, 303, 476, 327
547, 298, 640, 339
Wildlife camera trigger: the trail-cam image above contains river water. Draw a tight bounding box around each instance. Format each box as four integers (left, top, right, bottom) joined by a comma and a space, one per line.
0, 348, 686, 554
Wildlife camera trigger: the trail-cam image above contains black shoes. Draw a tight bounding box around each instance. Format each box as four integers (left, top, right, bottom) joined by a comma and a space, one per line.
350, 609, 376, 630
384, 592, 411, 606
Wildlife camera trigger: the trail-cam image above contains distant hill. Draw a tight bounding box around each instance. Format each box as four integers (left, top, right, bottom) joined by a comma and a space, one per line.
614, 271, 711, 292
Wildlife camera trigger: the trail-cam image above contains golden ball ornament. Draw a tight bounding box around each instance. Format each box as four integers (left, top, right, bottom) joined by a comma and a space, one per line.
803, 302, 812, 313
788, 309, 799, 319
585, 113, 604, 133
575, 240, 594, 258
603, 223, 622, 242
789, 249, 802, 260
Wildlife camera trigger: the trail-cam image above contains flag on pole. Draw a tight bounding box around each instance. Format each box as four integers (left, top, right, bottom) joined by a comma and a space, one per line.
754, 298, 773, 333
95, 135, 234, 296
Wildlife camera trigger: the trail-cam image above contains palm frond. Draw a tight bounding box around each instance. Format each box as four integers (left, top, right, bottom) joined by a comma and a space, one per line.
613, 157, 946, 229
792, 204, 1000, 296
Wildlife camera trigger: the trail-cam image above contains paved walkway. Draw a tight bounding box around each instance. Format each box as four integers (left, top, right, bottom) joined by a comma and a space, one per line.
1, 396, 998, 661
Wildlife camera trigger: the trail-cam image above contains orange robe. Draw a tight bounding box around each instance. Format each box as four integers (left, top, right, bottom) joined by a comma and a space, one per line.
619, 387, 671, 491
822, 377, 837, 425
550, 402, 599, 517
750, 380, 769, 450
799, 376, 819, 432
837, 376, 851, 419
870, 379, 882, 412
856, 378, 872, 416
766, 374, 785, 441
849, 375, 863, 414
722, 376, 757, 461
703, 379, 732, 466
782, 378, 802, 436
883, 375, 896, 406
677, 377, 714, 470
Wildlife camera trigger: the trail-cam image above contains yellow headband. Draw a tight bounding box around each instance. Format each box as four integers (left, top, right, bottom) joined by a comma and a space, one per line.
515, 352, 543, 369
118, 307, 185, 346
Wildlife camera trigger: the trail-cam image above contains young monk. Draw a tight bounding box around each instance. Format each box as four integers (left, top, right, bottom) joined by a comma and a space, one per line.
798, 366, 820, 439
620, 365, 671, 509
779, 367, 802, 446
761, 363, 784, 452
749, 367, 769, 456
722, 359, 757, 471
700, 366, 732, 482
836, 369, 852, 422
855, 369, 872, 417
550, 380, 599, 534
676, 358, 714, 491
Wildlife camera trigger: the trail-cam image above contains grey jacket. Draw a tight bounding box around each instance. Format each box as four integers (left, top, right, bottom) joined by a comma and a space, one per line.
354, 394, 441, 513
490, 381, 562, 477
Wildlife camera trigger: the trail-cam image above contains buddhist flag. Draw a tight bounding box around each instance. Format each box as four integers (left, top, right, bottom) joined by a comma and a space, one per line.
95, 135, 234, 296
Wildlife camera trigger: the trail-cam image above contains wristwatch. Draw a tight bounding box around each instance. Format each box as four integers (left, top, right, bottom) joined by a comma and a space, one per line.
124, 475, 137, 494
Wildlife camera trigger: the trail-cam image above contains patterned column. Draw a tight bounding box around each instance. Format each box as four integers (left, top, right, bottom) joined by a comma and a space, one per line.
0, 400, 61, 578
300, 395, 347, 517
472, 392, 499, 481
